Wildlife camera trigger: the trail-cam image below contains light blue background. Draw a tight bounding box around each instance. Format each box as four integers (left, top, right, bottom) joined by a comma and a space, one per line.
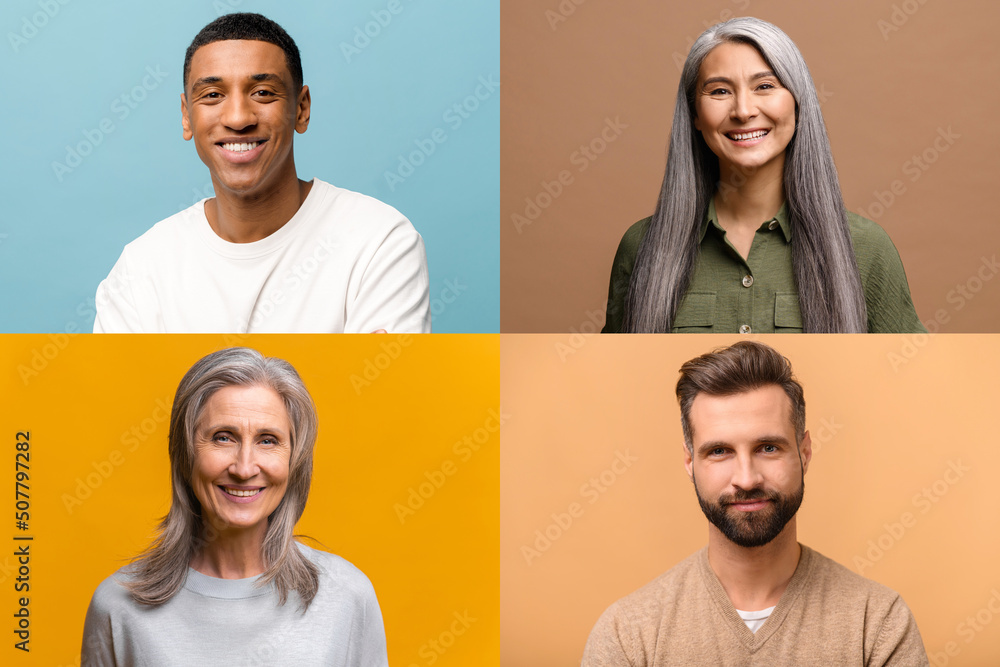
0, 0, 499, 332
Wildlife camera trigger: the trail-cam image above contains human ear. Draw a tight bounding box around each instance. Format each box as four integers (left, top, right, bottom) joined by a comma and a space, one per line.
295, 85, 311, 134
181, 94, 193, 141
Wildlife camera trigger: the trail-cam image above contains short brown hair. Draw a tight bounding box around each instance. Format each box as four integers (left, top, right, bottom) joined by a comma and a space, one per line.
676, 341, 805, 449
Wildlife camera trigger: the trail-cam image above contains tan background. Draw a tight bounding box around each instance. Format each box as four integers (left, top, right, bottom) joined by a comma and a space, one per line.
501, 334, 1000, 666
501, 0, 1000, 332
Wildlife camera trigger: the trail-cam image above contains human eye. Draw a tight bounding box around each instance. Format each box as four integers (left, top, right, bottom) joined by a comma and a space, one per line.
760, 443, 779, 453
708, 87, 730, 96
260, 435, 281, 446
213, 432, 233, 443
708, 446, 728, 457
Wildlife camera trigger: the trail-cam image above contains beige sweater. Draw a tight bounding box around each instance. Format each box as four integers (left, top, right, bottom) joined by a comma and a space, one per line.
582, 544, 928, 666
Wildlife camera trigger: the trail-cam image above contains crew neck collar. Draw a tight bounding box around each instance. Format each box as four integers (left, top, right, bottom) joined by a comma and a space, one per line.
182, 567, 272, 600
194, 178, 325, 260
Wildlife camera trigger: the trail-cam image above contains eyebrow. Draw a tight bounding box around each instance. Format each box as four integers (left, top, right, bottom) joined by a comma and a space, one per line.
696, 434, 791, 456
190, 73, 285, 92
701, 71, 778, 89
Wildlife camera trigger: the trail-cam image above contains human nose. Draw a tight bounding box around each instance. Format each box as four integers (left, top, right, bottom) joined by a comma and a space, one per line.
229, 444, 260, 479
730, 88, 758, 123
222, 94, 256, 131
731, 453, 764, 491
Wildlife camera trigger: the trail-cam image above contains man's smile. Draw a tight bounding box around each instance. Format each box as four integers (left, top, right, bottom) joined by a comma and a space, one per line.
215, 137, 268, 162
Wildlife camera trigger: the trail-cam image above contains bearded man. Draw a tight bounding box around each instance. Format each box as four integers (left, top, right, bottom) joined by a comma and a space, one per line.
582, 340, 929, 666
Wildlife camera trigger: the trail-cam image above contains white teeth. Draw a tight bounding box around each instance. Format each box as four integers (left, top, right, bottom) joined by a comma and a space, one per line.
729, 130, 768, 141
221, 142, 259, 152
223, 487, 261, 497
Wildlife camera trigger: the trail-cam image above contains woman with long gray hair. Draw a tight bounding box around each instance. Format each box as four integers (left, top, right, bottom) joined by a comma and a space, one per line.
81, 347, 388, 666
602, 17, 923, 333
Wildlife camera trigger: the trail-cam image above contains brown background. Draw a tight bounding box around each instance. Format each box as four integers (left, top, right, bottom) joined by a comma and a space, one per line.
501, 334, 1000, 666
501, 0, 1000, 332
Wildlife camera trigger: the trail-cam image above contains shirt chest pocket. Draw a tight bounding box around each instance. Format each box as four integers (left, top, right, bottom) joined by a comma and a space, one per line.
774, 293, 803, 332
672, 291, 716, 333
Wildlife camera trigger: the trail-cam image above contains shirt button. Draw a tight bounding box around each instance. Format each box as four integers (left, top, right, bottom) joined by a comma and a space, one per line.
742, 275, 754, 288
739, 324, 752, 334
768, 220, 779, 231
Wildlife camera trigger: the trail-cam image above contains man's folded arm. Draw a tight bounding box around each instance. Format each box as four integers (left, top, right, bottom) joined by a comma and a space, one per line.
344, 219, 431, 334
93, 253, 143, 333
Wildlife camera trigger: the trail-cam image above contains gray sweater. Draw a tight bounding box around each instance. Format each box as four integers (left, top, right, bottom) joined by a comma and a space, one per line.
82, 544, 388, 666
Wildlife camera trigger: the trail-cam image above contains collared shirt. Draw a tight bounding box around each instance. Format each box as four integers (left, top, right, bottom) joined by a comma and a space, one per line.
602, 200, 926, 333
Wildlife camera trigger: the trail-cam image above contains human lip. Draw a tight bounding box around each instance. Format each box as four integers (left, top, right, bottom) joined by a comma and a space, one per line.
218, 485, 264, 503
725, 128, 770, 145
728, 498, 770, 511
215, 138, 267, 163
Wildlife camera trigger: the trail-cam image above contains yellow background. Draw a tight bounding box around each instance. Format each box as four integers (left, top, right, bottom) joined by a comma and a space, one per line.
0, 334, 499, 667
501, 334, 1000, 667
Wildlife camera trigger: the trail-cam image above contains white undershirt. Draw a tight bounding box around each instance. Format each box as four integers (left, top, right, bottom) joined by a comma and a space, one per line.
736, 605, 776, 633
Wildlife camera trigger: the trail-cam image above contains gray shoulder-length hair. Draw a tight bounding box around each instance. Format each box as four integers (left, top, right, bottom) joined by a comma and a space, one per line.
126, 347, 320, 610
623, 17, 867, 333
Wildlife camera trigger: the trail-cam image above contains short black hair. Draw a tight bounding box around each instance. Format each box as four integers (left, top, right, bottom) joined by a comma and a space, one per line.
183, 12, 303, 92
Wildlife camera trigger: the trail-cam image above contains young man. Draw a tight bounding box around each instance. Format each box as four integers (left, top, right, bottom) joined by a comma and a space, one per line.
94, 13, 430, 333
582, 341, 928, 665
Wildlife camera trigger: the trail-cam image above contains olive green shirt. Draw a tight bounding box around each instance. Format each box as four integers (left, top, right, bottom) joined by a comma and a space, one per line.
602, 200, 925, 333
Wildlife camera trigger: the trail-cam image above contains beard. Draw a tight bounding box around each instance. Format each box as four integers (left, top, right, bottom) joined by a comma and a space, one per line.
694, 476, 804, 548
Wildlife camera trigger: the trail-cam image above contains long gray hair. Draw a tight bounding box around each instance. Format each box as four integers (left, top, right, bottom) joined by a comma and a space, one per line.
623, 17, 867, 332
126, 347, 320, 610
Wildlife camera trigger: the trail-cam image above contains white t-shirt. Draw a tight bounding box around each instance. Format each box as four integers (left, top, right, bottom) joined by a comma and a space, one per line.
736, 605, 776, 633
94, 179, 430, 333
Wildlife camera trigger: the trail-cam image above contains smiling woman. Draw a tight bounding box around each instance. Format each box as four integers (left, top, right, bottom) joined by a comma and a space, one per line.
80, 348, 388, 666
602, 17, 924, 334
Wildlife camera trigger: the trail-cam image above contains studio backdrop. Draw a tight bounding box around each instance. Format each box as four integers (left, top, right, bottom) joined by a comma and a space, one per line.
501, 0, 999, 332
501, 334, 1000, 666
0, 334, 499, 666
1, 0, 499, 333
